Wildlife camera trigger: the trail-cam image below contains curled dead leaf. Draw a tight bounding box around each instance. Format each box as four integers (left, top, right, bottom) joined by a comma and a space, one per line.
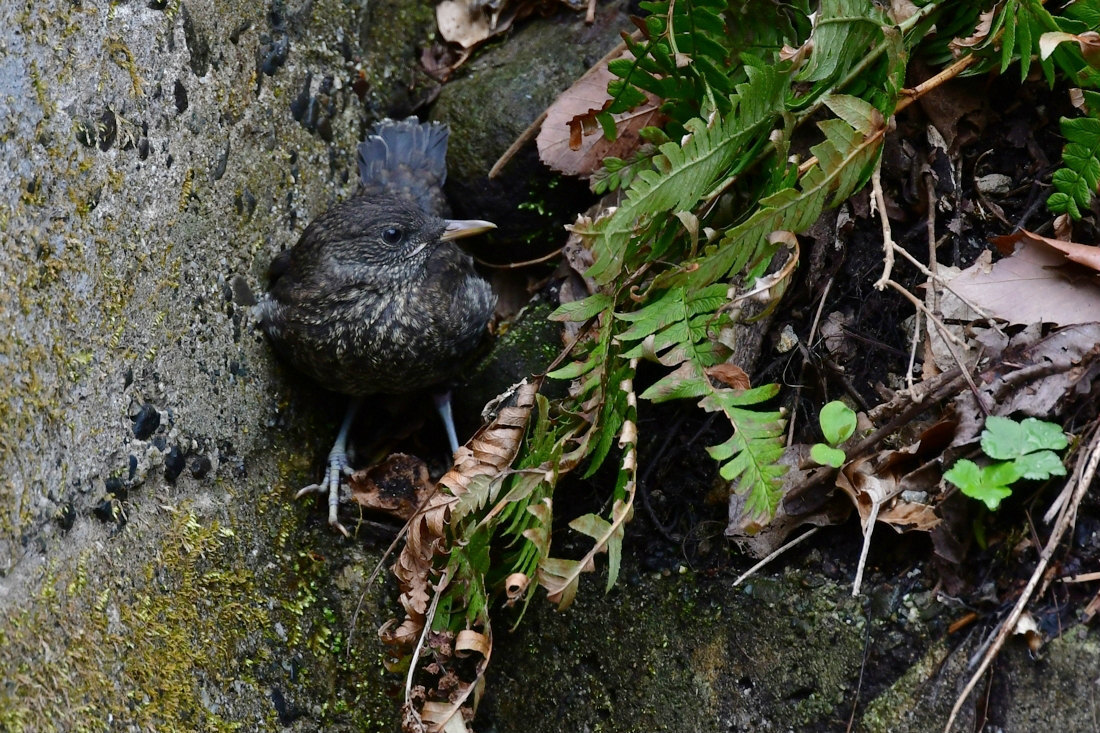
504, 572, 531, 605
835, 453, 941, 533
455, 629, 490, 658
948, 9, 994, 53
382, 379, 540, 652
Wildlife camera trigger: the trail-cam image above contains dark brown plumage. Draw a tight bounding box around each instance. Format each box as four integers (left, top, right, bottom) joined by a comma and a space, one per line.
258, 119, 495, 398
256, 118, 495, 534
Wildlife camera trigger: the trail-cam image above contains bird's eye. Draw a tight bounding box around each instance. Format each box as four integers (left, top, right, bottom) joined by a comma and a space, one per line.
381, 226, 404, 246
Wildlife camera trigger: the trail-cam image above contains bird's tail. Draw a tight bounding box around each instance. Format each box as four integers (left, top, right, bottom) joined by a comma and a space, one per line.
356, 118, 449, 216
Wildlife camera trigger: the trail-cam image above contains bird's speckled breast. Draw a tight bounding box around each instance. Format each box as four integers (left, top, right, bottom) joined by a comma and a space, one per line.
260, 243, 494, 396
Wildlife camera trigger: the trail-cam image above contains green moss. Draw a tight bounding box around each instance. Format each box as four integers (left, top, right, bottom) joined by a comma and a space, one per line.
0, 508, 273, 731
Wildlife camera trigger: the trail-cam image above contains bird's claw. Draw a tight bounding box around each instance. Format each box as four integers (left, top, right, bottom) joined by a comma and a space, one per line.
295, 448, 352, 537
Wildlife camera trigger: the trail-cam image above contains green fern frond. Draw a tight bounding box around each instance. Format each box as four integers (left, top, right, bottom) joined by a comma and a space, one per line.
676, 95, 885, 290
613, 283, 787, 512
701, 384, 786, 518
1049, 114, 1100, 219
1049, 89, 1100, 219
796, 0, 888, 85
582, 58, 790, 285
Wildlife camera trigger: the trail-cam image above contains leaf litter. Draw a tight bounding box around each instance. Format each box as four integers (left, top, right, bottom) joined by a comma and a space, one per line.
311, 6, 1100, 731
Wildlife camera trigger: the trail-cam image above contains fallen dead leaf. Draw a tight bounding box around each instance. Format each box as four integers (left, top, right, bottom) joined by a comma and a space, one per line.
951, 323, 1100, 448
349, 453, 433, 521
835, 453, 941, 533
436, 0, 519, 49
993, 228, 1100, 273
706, 363, 751, 390
947, 237, 1100, 326
537, 51, 663, 178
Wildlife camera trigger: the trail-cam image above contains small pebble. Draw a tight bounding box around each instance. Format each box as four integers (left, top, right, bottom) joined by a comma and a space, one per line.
131, 403, 160, 439
164, 445, 186, 482
190, 455, 213, 479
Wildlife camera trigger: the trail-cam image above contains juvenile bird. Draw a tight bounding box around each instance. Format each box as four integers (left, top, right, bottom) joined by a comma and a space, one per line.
257, 118, 496, 535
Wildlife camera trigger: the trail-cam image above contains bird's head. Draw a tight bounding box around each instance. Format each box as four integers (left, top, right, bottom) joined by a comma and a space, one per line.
307, 194, 494, 285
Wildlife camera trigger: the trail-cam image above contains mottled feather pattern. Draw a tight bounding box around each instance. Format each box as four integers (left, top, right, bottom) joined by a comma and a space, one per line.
258, 118, 495, 397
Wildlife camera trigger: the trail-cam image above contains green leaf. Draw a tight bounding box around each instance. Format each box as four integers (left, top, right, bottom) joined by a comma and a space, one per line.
1049, 104, 1100, 219
584, 59, 790, 284
819, 400, 857, 446
677, 107, 884, 289
1013, 450, 1067, 480
797, 0, 887, 84
944, 459, 983, 493
981, 415, 1068, 460
823, 94, 882, 136
550, 293, 614, 322
980, 416, 1027, 460
811, 443, 846, 468
1018, 417, 1069, 452
944, 459, 1018, 511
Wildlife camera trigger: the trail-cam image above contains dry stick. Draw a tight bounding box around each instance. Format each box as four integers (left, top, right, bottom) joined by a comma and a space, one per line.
906, 304, 922, 391
871, 161, 896, 289
943, 423, 1100, 733
925, 173, 939, 313
851, 500, 881, 597
887, 239, 1006, 339
732, 527, 820, 587
796, 51, 979, 178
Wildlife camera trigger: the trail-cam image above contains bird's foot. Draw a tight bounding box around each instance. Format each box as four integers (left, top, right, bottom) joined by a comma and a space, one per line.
295, 446, 352, 537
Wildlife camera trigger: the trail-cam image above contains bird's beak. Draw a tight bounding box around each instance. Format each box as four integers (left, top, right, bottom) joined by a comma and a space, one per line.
440, 219, 496, 241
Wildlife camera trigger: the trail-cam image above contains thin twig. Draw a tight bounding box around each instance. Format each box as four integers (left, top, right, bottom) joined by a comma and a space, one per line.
787, 276, 835, 445
871, 160, 896, 289
733, 527, 820, 587
882, 280, 988, 416
851, 501, 880, 596
888, 240, 1005, 338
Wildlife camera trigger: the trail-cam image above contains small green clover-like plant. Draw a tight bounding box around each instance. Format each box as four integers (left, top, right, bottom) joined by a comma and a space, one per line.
810, 400, 857, 468
944, 416, 1068, 510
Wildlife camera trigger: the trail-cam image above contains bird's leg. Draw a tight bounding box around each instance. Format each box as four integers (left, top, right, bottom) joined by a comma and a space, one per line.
433, 390, 460, 456
296, 397, 362, 536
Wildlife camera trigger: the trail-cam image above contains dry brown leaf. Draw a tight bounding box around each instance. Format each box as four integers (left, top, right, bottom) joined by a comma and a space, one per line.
381, 380, 540, 651
705, 363, 751, 390
950, 323, 1100, 448
1040, 30, 1100, 68
948, 9, 995, 53
537, 51, 663, 177
836, 454, 941, 533
888, 0, 920, 23
349, 453, 433, 521
455, 629, 490, 658
993, 228, 1100, 272
947, 236, 1100, 326
503, 573, 530, 606
436, 0, 518, 49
